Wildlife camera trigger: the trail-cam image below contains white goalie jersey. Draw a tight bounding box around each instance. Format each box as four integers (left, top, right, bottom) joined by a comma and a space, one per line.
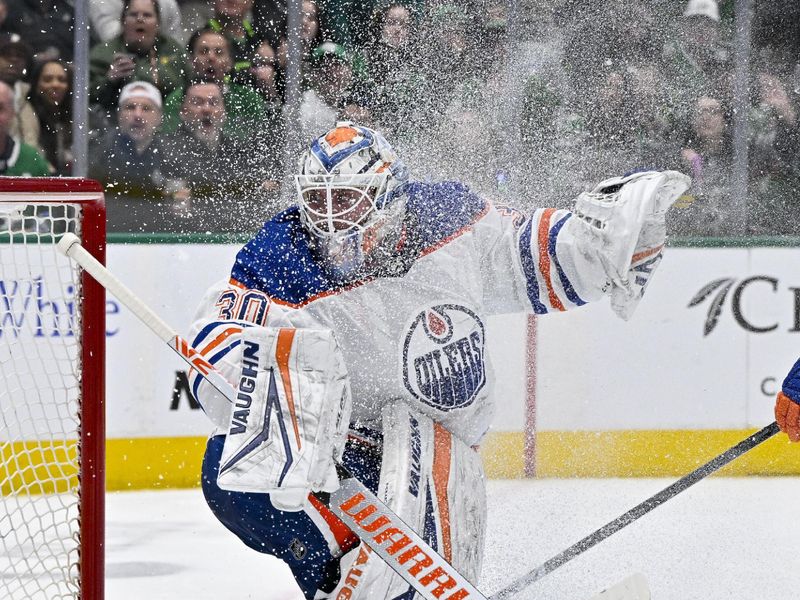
187, 180, 618, 446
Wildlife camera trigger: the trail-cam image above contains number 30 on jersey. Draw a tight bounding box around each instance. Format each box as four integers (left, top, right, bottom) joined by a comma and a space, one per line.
215, 288, 271, 326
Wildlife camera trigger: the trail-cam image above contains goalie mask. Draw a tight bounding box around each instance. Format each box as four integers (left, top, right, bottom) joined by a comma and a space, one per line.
296, 122, 409, 278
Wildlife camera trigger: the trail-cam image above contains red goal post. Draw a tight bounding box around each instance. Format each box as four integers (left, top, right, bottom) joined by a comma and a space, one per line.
0, 177, 105, 599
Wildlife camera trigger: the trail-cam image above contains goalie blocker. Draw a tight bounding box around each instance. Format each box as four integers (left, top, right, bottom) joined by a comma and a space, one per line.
202, 326, 485, 599
216, 327, 351, 512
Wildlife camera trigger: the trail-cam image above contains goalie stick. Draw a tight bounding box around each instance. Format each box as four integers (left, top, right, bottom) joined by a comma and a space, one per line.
58, 233, 651, 600
490, 422, 780, 599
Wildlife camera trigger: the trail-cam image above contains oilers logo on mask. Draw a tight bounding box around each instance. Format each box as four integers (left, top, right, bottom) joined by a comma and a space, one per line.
402, 304, 486, 412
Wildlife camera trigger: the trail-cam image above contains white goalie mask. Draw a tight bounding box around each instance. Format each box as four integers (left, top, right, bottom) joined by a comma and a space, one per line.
295, 122, 409, 278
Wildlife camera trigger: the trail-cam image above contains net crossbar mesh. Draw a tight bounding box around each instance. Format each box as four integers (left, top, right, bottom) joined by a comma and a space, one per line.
0, 202, 83, 599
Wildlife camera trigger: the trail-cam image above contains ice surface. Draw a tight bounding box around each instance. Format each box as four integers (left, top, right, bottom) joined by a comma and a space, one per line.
106, 478, 800, 599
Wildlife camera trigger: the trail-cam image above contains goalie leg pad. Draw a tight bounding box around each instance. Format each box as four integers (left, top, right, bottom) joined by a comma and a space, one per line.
202, 435, 355, 600
200, 431, 392, 599
333, 403, 487, 599
216, 327, 352, 512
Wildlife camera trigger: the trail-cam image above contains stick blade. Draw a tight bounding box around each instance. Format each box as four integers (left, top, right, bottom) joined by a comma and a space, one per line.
589, 573, 650, 600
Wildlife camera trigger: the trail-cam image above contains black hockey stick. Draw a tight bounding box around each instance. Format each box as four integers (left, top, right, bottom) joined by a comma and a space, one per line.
490, 422, 780, 599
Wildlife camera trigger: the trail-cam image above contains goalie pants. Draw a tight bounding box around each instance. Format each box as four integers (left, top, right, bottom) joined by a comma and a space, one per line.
201, 434, 381, 599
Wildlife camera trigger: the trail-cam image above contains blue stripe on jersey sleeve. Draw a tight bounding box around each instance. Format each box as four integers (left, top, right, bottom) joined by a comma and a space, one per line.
190, 370, 203, 405
192, 321, 227, 348
189, 363, 203, 404
190, 340, 241, 402
518, 218, 548, 314
548, 214, 586, 307
207, 340, 241, 367
190, 322, 251, 403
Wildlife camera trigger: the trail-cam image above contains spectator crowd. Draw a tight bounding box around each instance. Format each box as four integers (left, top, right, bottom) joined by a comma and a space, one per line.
517, 0, 800, 236
0, 0, 797, 235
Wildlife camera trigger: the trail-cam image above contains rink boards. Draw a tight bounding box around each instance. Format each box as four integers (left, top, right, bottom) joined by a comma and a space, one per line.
6, 238, 800, 489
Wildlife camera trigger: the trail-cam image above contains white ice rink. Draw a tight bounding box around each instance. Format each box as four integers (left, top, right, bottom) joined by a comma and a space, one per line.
106, 477, 800, 600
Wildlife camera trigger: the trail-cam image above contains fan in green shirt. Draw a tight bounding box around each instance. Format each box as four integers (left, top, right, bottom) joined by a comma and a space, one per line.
161, 29, 265, 139
89, 0, 189, 114
0, 82, 51, 176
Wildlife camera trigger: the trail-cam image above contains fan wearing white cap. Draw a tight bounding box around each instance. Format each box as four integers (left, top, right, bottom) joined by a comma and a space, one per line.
89, 80, 164, 196
117, 81, 163, 154
683, 0, 720, 22
663, 0, 728, 107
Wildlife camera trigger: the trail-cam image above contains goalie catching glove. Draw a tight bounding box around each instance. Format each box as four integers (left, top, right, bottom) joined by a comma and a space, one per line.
216, 327, 352, 512
776, 357, 800, 442
573, 170, 691, 320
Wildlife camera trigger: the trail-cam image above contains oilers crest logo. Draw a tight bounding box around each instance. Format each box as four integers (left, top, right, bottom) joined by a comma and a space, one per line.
402, 304, 486, 412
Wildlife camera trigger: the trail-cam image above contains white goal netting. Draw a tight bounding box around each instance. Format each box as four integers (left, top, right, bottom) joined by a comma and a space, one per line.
0, 202, 84, 599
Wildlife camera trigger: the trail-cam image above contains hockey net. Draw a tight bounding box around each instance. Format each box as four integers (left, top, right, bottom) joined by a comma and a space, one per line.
0, 178, 105, 600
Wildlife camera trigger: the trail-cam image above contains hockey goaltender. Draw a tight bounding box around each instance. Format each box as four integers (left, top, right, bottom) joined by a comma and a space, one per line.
185, 122, 691, 598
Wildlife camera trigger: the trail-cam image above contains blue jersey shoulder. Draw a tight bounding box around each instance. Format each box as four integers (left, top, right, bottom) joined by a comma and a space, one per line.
405, 181, 487, 248
230, 207, 335, 304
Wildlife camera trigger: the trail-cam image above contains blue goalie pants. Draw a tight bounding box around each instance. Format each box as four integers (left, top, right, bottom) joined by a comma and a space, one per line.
201, 434, 382, 598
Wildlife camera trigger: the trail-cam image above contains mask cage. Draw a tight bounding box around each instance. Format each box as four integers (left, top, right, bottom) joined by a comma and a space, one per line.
295, 172, 390, 237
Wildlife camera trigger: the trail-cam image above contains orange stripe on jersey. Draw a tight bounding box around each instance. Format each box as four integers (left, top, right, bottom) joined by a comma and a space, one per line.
537, 208, 566, 312
269, 278, 376, 309
631, 244, 664, 263
308, 493, 360, 554
200, 326, 242, 357
275, 328, 302, 450
347, 432, 379, 447
432, 423, 453, 564
395, 225, 408, 252
229, 277, 366, 308
227, 277, 346, 310
325, 126, 359, 147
